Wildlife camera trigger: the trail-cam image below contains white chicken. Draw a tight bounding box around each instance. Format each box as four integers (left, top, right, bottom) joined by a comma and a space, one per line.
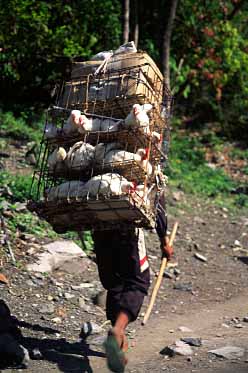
79, 116, 120, 132
46, 180, 86, 201
64, 110, 121, 134
94, 142, 120, 162
124, 104, 153, 132
103, 149, 141, 164
136, 148, 153, 176
46, 174, 134, 201
65, 141, 95, 170
150, 131, 161, 143
85, 173, 134, 197
47, 147, 67, 171
63, 110, 85, 134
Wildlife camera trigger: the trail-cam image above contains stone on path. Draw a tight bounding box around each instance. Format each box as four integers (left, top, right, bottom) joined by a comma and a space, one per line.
161, 340, 193, 357
208, 346, 245, 360
80, 321, 103, 338
178, 326, 193, 333
181, 337, 202, 347
26, 240, 86, 273
174, 283, 192, 292
194, 253, 207, 262
39, 303, 55, 315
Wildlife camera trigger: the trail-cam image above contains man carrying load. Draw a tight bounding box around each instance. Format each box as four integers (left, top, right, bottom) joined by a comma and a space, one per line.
93, 189, 173, 372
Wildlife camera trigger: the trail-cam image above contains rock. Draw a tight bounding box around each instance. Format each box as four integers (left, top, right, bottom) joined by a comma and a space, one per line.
39, 304, 55, 315
86, 334, 107, 346
194, 253, 207, 262
208, 346, 245, 360
172, 191, 184, 202
160, 340, 193, 357
0, 200, 10, 211
93, 290, 107, 308
26, 240, 86, 273
14, 202, 27, 212
26, 279, 36, 287
234, 240, 242, 247
174, 268, 181, 277
174, 283, 193, 292
80, 322, 103, 339
243, 316, 248, 322
163, 270, 174, 279
51, 317, 62, 324
181, 337, 202, 347
64, 292, 75, 300
193, 216, 206, 225
178, 326, 193, 332
59, 257, 92, 275
234, 324, 244, 328
30, 348, 43, 360
78, 297, 92, 312
207, 163, 216, 170
71, 283, 94, 290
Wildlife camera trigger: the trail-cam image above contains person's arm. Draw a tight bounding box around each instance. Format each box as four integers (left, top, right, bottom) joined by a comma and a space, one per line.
155, 189, 173, 260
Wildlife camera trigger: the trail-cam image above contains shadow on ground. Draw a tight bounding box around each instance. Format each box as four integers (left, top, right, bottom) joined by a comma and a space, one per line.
0, 300, 105, 373
22, 335, 105, 373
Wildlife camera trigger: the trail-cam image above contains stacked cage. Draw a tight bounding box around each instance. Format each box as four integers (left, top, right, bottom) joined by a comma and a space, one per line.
28, 50, 172, 233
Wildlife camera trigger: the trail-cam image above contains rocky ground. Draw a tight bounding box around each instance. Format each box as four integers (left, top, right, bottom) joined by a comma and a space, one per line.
0, 191, 248, 372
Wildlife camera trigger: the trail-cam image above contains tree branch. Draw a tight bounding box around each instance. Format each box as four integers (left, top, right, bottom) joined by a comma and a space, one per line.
227, 0, 246, 20
123, 0, 130, 43
162, 0, 179, 91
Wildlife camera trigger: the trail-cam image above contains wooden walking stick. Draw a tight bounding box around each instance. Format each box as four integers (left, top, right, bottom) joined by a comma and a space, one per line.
142, 221, 178, 325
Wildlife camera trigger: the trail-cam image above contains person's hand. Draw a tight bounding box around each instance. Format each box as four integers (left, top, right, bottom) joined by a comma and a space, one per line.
161, 236, 173, 260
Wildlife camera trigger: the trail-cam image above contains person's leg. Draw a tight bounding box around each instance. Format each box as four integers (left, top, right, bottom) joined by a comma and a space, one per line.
115, 228, 150, 321
92, 230, 125, 326
109, 228, 150, 347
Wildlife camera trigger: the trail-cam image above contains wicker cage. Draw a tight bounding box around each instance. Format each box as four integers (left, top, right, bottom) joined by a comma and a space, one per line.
28, 51, 172, 232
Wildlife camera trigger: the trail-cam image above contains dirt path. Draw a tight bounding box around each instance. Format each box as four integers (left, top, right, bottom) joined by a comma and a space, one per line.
1, 194, 248, 372
91, 292, 248, 372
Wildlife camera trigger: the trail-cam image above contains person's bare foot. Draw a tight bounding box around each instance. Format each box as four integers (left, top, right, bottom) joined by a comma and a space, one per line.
111, 327, 128, 353
104, 328, 128, 372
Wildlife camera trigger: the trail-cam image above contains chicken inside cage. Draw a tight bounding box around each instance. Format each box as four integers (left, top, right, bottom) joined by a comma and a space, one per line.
29, 47, 172, 232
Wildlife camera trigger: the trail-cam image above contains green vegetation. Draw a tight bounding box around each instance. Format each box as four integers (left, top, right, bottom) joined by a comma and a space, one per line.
0, 110, 43, 142
0, 172, 34, 202
166, 132, 248, 209
0, 1, 247, 253
1, 1, 247, 140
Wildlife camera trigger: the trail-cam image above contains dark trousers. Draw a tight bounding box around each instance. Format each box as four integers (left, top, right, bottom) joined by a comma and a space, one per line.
92, 229, 150, 324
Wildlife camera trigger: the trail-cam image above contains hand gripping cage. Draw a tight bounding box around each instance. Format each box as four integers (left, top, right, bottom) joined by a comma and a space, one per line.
28, 51, 172, 233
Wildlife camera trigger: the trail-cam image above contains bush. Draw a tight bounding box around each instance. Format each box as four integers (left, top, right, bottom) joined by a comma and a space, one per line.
0, 171, 34, 202
166, 133, 237, 198
0, 110, 44, 142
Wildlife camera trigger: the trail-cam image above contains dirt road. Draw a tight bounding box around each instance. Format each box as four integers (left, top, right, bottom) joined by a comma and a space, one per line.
1, 195, 248, 372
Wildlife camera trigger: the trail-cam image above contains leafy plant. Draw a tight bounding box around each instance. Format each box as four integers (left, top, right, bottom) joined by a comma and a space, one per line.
166, 132, 243, 200
0, 171, 34, 202
0, 110, 43, 142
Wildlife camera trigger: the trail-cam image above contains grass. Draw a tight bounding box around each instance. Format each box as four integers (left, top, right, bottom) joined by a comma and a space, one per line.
166, 132, 248, 209
0, 171, 34, 202
0, 110, 44, 142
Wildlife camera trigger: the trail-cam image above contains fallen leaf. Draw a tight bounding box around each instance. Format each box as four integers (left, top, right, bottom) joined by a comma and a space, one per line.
57, 307, 67, 318
0, 273, 9, 285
